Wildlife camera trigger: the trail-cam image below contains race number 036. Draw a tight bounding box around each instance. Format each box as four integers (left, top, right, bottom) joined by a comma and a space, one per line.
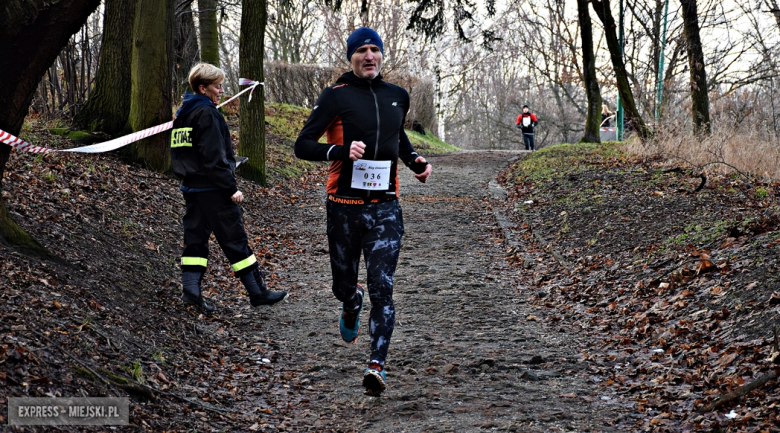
351, 160, 391, 191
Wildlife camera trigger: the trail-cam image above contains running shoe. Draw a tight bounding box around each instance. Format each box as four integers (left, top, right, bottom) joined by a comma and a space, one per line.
363, 361, 387, 396
339, 283, 364, 343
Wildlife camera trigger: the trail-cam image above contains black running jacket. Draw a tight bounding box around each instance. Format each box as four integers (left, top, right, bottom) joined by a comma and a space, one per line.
295, 71, 424, 200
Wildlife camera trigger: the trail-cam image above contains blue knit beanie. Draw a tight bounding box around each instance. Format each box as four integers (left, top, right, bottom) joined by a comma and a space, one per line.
346, 27, 384, 61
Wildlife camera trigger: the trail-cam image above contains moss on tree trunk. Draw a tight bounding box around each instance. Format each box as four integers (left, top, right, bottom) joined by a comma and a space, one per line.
238, 0, 267, 186
198, 0, 220, 67
578, 0, 602, 144
126, 0, 173, 172
72, 0, 137, 136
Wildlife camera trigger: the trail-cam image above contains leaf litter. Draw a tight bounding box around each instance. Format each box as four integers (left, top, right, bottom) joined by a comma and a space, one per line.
498, 144, 780, 432
0, 118, 327, 431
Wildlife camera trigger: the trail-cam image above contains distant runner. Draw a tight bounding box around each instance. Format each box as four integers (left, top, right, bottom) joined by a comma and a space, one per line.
516, 105, 539, 151
294, 27, 433, 395
171, 63, 287, 313
601, 104, 613, 127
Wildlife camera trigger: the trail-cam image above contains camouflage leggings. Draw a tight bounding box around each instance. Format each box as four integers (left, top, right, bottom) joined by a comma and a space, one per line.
326, 199, 404, 364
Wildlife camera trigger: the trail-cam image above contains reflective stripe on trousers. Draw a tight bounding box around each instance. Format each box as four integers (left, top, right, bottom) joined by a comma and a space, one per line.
181, 190, 259, 277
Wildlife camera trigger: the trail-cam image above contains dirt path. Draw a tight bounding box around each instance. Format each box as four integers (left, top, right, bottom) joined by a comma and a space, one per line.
256, 151, 632, 432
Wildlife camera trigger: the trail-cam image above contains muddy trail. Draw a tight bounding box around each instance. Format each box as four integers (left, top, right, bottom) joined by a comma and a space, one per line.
4, 142, 778, 431
0, 148, 637, 432
260, 151, 631, 432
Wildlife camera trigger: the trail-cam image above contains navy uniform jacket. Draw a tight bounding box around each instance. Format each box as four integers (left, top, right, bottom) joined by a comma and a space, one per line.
171, 92, 237, 195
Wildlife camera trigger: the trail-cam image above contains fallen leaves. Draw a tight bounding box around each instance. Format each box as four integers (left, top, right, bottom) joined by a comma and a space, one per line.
1, 121, 327, 431
500, 146, 780, 431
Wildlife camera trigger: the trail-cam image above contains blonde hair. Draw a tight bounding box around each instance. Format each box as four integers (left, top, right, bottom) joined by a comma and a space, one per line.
188, 63, 225, 94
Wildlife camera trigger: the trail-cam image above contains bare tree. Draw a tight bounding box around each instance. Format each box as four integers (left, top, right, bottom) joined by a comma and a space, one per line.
199, 0, 220, 66
266, 0, 316, 63
126, 0, 174, 172
680, 0, 711, 134
174, 0, 201, 95
0, 0, 101, 257
578, 0, 602, 143
238, 0, 268, 185
73, 0, 138, 135
592, 0, 651, 139
764, 0, 780, 32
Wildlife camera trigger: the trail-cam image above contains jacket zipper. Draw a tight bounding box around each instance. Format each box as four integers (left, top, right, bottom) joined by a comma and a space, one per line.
368, 80, 381, 198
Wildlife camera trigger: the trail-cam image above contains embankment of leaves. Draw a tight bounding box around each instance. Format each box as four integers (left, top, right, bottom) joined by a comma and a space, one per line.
0, 119, 327, 431
499, 142, 780, 432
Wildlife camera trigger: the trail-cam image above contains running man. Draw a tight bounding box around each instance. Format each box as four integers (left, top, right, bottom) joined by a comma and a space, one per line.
516, 105, 539, 151
294, 27, 432, 395
171, 63, 288, 313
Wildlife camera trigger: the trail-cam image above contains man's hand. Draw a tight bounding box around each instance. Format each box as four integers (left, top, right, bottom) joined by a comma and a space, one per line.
231, 190, 244, 203
349, 141, 366, 161
413, 156, 432, 183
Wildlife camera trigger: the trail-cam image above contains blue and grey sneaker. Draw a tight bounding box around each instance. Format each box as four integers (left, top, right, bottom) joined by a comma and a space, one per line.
363, 361, 387, 396
339, 283, 364, 343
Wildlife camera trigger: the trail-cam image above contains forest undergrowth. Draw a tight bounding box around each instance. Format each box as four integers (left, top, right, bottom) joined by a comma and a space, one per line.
499, 142, 780, 431
0, 105, 460, 431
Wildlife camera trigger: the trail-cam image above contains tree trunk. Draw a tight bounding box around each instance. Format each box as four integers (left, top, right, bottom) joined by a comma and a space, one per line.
238, 0, 267, 186
198, 0, 220, 66
764, 0, 780, 32
174, 0, 201, 95
591, 0, 651, 140
72, 0, 138, 135
578, 0, 602, 143
0, 0, 100, 258
126, 0, 173, 172
680, 0, 711, 135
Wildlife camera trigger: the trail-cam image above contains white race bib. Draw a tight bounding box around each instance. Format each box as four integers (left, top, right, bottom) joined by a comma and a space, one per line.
522, 117, 531, 127
351, 159, 391, 190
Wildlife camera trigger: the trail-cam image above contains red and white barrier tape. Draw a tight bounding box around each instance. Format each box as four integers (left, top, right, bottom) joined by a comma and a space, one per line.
0, 79, 262, 154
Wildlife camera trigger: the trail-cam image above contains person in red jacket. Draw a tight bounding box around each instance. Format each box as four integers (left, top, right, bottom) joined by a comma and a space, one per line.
516, 105, 539, 151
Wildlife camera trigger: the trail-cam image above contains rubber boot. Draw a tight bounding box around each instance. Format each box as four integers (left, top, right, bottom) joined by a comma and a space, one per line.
246, 268, 288, 307
181, 271, 215, 313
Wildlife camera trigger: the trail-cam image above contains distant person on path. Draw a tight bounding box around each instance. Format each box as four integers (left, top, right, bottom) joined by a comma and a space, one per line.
170, 63, 288, 313
516, 105, 538, 151
295, 27, 432, 396
601, 105, 613, 127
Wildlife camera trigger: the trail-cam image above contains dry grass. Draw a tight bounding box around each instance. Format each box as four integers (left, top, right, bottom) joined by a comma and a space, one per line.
626, 122, 780, 181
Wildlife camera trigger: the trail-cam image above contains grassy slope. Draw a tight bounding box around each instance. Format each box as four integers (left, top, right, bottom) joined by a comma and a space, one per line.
265, 102, 460, 158
507, 142, 625, 181
405, 129, 461, 155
